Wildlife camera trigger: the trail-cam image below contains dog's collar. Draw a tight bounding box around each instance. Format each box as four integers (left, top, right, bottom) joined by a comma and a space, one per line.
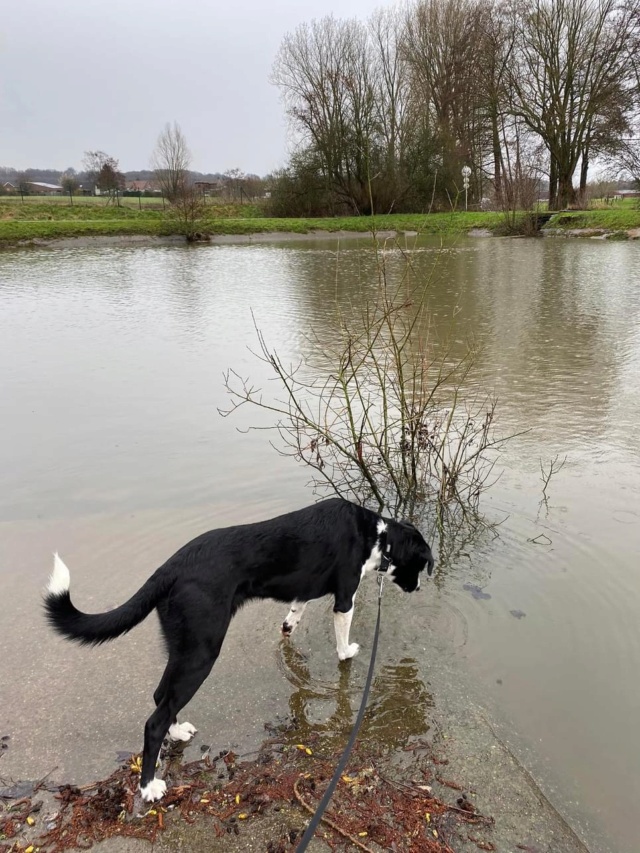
379, 551, 392, 573
377, 527, 392, 573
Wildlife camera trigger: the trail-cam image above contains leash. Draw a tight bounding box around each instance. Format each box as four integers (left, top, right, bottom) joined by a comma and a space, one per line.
295, 570, 386, 852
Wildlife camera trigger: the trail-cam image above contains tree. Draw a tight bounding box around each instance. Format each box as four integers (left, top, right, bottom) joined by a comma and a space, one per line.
16, 172, 30, 201
82, 151, 124, 201
272, 16, 383, 214
60, 172, 80, 205
509, 0, 639, 209
368, 7, 415, 211
150, 122, 204, 239
96, 162, 125, 202
151, 122, 191, 202
403, 0, 490, 204
222, 168, 246, 201
476, 0, 518, 206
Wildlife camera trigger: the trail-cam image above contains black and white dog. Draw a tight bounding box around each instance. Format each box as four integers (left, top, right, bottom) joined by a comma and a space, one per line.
44, 498, 433, 802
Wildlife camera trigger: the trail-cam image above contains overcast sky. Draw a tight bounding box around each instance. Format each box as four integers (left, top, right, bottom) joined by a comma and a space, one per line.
1, 0, 382, 175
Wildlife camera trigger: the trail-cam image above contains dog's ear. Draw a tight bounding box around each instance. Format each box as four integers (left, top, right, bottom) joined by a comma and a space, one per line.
426, 552, 435, 576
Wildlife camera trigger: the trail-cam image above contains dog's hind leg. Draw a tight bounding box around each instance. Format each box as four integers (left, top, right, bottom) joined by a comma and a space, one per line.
140, 654, 216, 801
282, 600, 308, 636
140, 596, 231, 801
155, 602, 199, 743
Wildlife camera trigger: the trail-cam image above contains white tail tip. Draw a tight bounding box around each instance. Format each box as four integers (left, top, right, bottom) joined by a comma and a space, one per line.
48, 552, 71, 595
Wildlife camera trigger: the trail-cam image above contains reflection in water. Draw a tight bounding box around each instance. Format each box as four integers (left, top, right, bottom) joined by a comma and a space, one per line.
277, 641, 432, 753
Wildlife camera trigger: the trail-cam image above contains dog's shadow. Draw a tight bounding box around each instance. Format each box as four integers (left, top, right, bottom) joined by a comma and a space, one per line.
276, 640, 433, 753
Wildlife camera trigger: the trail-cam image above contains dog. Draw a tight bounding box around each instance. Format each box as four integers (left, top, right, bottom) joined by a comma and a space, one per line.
44, 497, 434, 802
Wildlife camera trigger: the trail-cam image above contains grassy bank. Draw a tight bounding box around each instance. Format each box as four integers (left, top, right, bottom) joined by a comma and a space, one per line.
1, 199, 639, 246
544, 208, 640, 231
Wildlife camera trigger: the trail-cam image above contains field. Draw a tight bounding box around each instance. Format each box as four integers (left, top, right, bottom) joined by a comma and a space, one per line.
0, 196, 639, 246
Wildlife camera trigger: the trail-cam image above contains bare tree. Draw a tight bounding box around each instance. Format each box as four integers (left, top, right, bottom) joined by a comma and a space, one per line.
222, 168, 246, 202
151, 122, 205, 239
509, 0, 639, 209
151, 122, 191, 202
477, 0, 518, 205
368, 7, 415, 210
272, 16, 382, 213
403, 0, 489, 199
607, 133, 640, 187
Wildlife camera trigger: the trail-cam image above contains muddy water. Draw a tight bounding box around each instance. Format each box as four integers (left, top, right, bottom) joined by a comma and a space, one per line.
1, 237, 639, 852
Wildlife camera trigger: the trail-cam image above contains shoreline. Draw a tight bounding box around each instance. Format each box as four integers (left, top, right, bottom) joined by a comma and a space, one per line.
1, 224, 639, 251
2, 203, 640, 250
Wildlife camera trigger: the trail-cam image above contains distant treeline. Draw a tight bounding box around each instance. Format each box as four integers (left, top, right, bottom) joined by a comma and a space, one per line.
0, 167, 239, 189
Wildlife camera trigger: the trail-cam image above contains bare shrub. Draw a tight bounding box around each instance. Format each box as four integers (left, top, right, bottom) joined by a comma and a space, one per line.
221, 239, 517, 523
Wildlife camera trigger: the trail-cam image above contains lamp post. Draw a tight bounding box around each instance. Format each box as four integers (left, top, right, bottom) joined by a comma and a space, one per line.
462, 165, 471, 212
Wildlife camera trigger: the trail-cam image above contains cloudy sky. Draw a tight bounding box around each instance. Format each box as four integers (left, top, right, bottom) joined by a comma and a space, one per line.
1, 0, 381, 175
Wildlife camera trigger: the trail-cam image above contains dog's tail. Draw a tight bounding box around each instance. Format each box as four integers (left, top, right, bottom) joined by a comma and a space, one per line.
44, 553, 173, 646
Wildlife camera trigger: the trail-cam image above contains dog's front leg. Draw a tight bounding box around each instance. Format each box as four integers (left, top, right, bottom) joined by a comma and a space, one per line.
334, 594, 359, 660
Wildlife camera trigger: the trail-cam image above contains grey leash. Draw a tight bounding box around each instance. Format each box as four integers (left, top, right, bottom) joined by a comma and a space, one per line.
295, 572, 385, 852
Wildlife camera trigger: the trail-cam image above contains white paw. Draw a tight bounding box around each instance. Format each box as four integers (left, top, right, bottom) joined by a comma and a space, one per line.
140, 777, 167, 802
338, 643, 360, 661
168, 721, 197, 742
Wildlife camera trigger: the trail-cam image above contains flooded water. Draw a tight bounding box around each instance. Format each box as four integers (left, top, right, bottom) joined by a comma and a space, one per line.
1, 236, 639, 852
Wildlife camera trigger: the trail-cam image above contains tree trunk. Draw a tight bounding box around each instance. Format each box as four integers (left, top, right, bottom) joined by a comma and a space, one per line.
579, 150, 589, 207
556, 172, 577, 210
491, 105, 502, 205
548, 155, 558, 210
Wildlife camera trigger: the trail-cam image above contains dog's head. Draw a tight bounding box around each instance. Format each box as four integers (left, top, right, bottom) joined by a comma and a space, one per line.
382, 519, 434, 592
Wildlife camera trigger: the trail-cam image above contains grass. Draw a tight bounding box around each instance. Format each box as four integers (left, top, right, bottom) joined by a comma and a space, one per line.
1, 200, 639, 247
3, 194, 165, 206
0, 199, 263, 221
545, 208, 640, 231
0, 219, 170, 242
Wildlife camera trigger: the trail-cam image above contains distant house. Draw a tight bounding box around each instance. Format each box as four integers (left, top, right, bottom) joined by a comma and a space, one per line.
27, 181, 63, 195
614, 188, 640, 199
194, 180, 223, 197
2, 181, 16, 192
126, 179, 160, 194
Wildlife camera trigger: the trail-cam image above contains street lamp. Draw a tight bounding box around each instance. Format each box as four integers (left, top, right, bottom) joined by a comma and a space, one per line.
461, 165, 472, 212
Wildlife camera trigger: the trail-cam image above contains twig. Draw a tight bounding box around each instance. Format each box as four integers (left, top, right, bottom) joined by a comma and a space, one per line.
293, 776, 378, 853
540, 454, 567, 500
34, 766, 58, 791
527, 533, 552, 545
